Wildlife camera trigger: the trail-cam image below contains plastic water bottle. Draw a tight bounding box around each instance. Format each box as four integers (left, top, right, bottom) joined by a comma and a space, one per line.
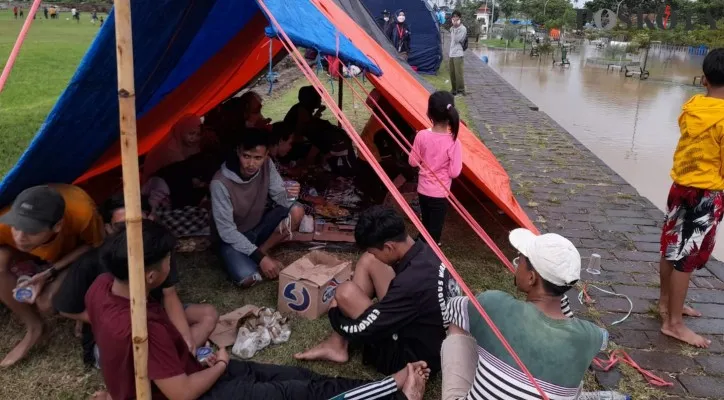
578, 391, 631, 400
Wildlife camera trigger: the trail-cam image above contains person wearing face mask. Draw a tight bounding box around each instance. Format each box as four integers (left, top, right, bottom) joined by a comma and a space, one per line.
387, 10, 411, 61
449, 11, 467, 96
378, 9, 392, 35
142, 115, 203, 182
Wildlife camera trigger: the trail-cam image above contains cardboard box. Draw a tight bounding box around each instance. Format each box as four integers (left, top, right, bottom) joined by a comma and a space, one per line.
278, 251, 352, 319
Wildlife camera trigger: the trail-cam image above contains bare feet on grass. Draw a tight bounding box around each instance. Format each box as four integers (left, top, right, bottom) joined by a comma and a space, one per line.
402, 364, 427, 400
0, 322, 46, 367
293, 334, 349, 363
661, 321, 711, 348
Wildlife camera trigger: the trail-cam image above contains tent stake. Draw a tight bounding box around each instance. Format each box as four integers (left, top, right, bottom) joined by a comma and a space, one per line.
113, 1, 151, 399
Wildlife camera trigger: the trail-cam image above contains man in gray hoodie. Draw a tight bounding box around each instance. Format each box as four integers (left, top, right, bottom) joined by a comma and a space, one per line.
210, 128, 305, 288
449, 11, 467, 96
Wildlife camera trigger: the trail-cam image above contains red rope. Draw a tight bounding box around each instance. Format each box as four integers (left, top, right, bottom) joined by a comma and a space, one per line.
593, 349, 674, 387
341, 73, 515, 273
255, 1, 548, 398
0, 0, 42, 94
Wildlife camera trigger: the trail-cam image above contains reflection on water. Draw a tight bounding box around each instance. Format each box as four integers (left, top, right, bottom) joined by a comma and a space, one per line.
476, 46, 723, 257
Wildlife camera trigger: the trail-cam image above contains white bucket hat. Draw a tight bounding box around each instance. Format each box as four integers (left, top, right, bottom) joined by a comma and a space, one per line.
509, 229, 581, 286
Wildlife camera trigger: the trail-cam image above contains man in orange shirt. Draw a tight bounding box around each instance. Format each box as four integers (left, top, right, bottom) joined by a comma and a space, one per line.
0, 185, 104, 367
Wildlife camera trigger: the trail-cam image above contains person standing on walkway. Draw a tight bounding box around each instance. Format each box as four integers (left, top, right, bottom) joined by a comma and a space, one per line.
659, 48, 724, 349
449, 11, 467, 96
408, 91, 463, 244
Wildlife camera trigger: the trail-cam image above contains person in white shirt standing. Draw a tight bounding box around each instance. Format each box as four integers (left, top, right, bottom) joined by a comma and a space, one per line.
449, 11, 467, 96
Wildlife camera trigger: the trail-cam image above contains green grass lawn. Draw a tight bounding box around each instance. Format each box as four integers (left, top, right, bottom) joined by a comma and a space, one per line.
0, 10, 103, 177
481, 38, 526, 50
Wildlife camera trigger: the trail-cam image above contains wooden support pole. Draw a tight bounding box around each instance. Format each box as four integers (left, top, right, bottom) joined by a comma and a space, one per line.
112, 1, 150, 399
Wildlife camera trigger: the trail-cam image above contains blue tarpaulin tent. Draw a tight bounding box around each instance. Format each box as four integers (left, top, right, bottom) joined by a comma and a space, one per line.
359, 0, 442, 74
0, 0, 380, 206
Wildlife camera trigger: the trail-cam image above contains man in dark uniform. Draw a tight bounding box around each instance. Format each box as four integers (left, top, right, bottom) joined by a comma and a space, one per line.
295, 206, 460, 375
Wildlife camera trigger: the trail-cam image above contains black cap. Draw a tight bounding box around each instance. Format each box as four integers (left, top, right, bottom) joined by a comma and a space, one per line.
0, 186, 65, 234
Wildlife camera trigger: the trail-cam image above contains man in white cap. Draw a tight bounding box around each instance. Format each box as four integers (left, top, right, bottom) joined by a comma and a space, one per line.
440, 229, 608, 400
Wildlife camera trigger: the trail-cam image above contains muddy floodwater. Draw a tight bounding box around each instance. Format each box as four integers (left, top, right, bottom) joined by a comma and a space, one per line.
476, 45, 724, 257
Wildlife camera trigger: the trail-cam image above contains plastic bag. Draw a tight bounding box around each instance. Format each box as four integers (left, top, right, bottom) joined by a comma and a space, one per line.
231, 307, 291, 359
299, 215, 315, 233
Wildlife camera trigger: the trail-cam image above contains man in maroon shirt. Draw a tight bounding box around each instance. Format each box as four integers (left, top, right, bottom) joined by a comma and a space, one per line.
87, 220, 428, 400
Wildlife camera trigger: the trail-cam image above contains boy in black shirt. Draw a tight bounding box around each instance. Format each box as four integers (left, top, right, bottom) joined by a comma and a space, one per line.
295, 206, 459, 374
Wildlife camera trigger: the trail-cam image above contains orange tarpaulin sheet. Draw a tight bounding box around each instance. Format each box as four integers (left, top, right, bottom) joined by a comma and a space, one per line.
310, 0, 535, 232
76, 14, 284, 182
77, 5, 534, 232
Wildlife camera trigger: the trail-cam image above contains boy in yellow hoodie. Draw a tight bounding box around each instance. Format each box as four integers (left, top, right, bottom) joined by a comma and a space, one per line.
660, 49, 724, 348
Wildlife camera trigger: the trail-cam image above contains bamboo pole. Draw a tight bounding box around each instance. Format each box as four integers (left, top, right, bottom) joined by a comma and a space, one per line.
112, 1, 151, 399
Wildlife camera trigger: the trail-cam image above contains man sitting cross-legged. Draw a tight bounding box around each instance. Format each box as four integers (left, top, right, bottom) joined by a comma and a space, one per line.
0, 184, 104, 367
88, 219, 429, 400
296, 206, 460, 375
211, 128, 305, 288
54, 193, 218, 366
441, 229, 608, 400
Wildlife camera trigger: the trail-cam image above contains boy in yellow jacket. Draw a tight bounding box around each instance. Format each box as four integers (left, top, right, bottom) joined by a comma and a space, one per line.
660, 49, 724, 348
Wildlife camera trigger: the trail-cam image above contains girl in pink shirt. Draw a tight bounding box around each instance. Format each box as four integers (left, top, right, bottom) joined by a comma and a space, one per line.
409, 91, 463, 244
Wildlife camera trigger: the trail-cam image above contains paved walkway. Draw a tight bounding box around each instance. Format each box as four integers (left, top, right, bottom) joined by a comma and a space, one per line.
463, 52, 724, 399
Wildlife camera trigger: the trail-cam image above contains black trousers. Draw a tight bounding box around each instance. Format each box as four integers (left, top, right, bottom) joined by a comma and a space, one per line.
200, 360, 395, 400
418, 194, 448, 244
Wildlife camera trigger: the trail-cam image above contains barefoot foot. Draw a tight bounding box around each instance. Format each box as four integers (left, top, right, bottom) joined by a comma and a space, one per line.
0, 323, 45, 367
659, 304, 702, 318
661, 321, 711, 348
294, 336, 348, 363
392, 361, 430, 389
402, 364, 426, 400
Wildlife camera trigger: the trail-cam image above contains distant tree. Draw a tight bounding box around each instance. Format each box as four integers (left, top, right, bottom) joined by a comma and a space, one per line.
498, 0, 519, 18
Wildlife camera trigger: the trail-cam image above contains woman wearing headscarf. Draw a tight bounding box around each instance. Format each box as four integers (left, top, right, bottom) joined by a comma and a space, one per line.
142, 115, 202, 182
387, 10, 411, 61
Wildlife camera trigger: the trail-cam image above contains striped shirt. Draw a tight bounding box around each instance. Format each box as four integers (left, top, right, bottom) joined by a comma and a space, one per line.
329, 376, 397, 400
446, 291, 608, 400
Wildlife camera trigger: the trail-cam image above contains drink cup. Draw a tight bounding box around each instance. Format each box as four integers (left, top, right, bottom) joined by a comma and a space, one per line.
586, 253, 602, 275
283, 180, 299, 202
14, 275, 34, 302
196, 346, 213, 364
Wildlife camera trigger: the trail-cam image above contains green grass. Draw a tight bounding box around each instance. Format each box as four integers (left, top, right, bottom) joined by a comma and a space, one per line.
0, 10, 103, 177
421, 61, 475, 134
481, 39, 525, 50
